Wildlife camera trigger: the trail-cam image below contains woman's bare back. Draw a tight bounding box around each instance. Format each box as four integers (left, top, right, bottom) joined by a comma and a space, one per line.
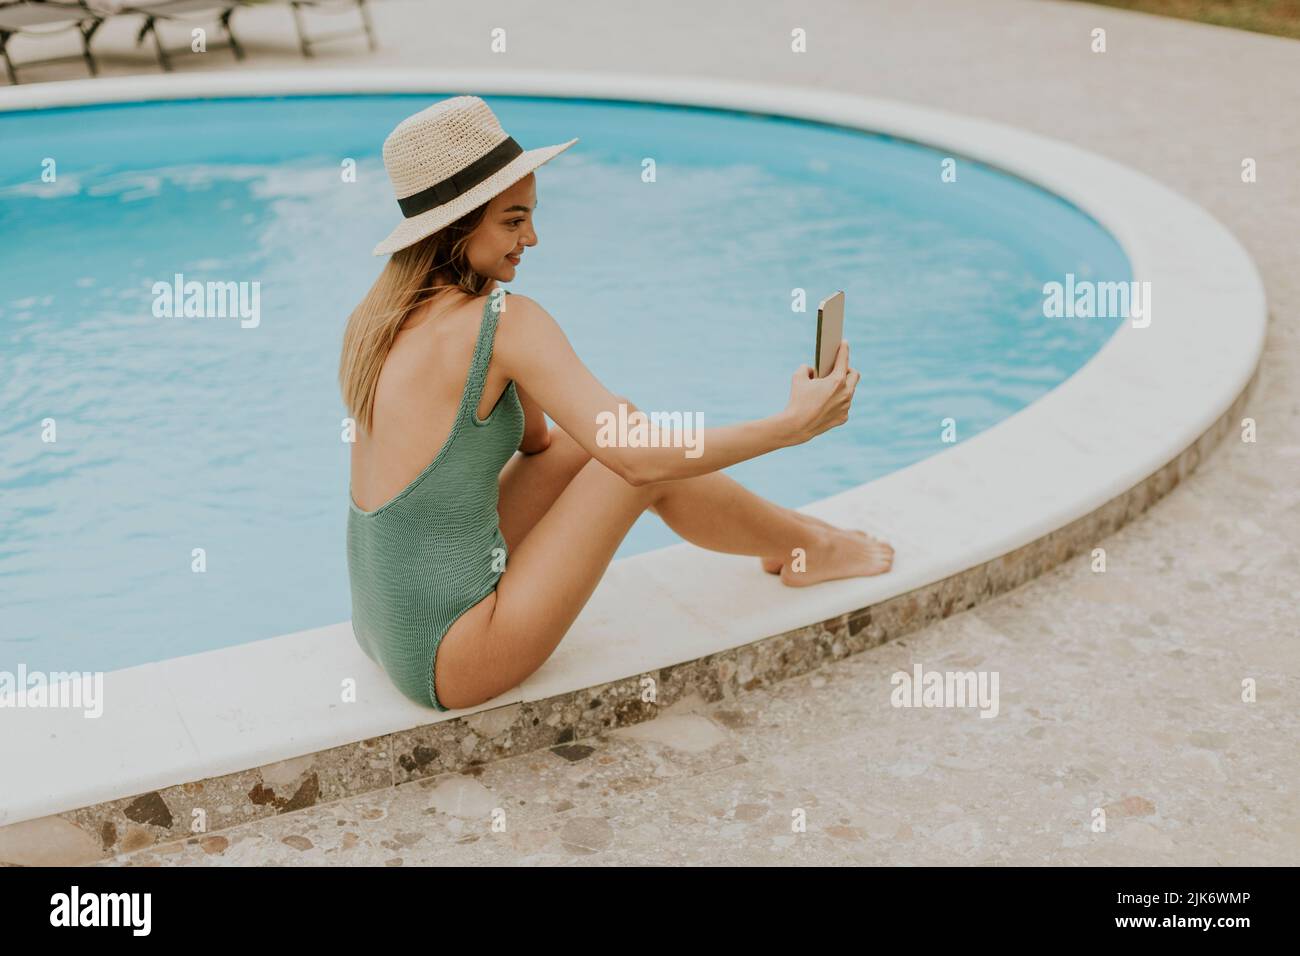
350, 288, 513, 513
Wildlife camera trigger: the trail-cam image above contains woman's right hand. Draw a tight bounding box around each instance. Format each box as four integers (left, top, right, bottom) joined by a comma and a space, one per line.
783, 340, 860, 444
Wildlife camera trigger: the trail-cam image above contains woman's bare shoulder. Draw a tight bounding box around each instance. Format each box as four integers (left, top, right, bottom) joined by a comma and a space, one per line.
495, 293, 560, 353
497, 292, 561, 333
499, 291, 542, 313
386, 294, 481, 376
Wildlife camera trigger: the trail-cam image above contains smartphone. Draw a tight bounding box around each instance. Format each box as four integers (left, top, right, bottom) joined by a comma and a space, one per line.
815, 290, 846, 377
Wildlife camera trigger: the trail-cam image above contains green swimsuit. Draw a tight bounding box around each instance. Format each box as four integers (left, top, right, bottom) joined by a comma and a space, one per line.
347, 289, 525, 710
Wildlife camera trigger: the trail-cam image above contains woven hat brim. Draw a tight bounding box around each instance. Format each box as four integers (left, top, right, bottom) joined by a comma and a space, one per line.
372, 137, 579, 256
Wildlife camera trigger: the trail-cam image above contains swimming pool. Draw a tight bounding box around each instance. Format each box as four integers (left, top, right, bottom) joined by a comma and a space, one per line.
0, 93, 1130, 676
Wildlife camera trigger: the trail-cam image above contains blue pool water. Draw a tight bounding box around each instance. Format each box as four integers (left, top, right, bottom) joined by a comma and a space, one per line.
0, 94, 1129, 675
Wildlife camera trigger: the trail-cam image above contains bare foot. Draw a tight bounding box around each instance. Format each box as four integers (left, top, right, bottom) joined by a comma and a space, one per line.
777, 525, 894, 586
759, 510, 856, 575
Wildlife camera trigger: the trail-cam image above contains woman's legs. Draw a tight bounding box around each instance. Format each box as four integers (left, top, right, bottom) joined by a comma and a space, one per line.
434, 457, 656, 709
498, 426, 883, 575
647, 469, 893, 584
646, 470, 831, 555
434, 457, 893, 710
496, 424, 590, 551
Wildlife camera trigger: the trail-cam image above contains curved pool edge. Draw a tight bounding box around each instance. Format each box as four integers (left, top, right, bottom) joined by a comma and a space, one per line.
0, 69, 1266, 858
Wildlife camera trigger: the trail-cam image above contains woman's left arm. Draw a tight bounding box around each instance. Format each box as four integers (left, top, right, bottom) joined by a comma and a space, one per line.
516, 383, 552, 454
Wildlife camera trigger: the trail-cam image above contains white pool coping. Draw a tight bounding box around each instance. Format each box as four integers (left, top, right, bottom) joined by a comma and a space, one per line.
0, 69, 1266, 829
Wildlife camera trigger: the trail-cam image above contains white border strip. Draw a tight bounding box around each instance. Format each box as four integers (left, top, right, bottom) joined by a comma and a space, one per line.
0, 70, 1266, 829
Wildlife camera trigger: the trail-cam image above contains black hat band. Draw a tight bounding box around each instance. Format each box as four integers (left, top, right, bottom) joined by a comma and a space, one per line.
397, 136, 524, 218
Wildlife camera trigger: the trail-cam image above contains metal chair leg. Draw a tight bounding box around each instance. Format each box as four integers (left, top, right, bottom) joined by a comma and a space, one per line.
290, 2, 312, 57
143, 17, 171, 71
80, 19, 100, 76
221, 8, 244, 60
358, 0, 376, 52
0, 32, 17, 85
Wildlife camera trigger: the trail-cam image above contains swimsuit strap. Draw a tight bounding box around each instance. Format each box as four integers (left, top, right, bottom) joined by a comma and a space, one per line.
460, 289, 511, 421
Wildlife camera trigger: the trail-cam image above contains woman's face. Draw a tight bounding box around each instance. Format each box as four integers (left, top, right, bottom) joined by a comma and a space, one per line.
467, 173, 538, 282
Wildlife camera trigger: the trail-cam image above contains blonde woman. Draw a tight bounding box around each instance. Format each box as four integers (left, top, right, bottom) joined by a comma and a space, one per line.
341, 97, 894, 713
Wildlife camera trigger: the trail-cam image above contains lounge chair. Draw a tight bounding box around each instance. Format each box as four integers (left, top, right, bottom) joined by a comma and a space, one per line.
0, 0, 104, 84
285, 0, 374, 58
111, 0, 246, 71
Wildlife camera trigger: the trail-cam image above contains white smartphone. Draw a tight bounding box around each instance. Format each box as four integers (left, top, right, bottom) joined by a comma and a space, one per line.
815, 290, 846, 377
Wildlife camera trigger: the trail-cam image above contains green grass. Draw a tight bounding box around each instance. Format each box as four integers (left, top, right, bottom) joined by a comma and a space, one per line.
1074, 0, 1300, 40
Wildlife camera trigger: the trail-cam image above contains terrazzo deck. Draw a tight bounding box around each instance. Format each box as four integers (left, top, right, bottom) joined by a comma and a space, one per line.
0, 0, 1295, 866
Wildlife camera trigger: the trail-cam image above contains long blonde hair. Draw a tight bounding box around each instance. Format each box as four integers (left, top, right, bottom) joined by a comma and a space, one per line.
339, 201, 493, 432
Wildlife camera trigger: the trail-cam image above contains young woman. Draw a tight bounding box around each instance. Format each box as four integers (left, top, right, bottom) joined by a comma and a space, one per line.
340, 97, 894, 713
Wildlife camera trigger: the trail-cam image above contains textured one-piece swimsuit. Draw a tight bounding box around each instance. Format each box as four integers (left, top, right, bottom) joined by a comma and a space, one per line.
347, 289, 525, 710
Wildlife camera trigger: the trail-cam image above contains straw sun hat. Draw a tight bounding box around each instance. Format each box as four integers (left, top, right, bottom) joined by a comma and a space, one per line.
372, 95, 579, 256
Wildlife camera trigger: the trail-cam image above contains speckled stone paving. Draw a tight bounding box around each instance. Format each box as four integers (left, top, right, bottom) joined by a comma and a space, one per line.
6, 0, 1296, 865
100, 426, 1297, 865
